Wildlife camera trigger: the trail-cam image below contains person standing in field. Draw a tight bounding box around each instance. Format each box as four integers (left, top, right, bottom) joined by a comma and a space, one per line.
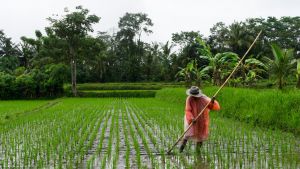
179, 86, 220, 153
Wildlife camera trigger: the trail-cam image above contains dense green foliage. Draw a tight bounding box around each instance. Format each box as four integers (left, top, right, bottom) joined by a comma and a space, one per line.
0, 64, 67, 99
156, 87, 300, 135
1, 6, 299, 98
47, 6, 100, 96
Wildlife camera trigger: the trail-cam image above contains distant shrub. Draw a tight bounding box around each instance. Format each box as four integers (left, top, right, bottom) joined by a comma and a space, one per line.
0, 64, 67, 99
0, 72, 16, 99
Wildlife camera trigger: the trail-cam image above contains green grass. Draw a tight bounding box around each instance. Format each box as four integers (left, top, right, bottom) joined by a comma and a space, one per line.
0, 100, 48, 124
64, 82, 184, 91
80, 90, 157, 93
156, 87, 300, 135
1, 85, 300, 168
0, 97, 299, 168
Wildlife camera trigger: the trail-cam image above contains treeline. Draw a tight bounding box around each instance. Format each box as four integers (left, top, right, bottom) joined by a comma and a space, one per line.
0, 6, 299, 98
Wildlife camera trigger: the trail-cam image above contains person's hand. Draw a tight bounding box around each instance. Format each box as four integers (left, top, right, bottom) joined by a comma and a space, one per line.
191, 118, 196, 124
211, 96, 216, 104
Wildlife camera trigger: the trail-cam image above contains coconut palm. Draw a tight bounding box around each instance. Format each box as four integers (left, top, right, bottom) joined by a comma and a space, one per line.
226, 22, 253, 56
160, 41, 173, 81
264, 44, 295, 89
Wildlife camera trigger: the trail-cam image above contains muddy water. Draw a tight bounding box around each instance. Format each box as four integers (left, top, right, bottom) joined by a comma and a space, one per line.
116, 109, 127, 169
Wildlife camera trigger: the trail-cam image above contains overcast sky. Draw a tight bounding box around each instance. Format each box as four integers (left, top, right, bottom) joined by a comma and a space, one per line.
0, 0, 299, 43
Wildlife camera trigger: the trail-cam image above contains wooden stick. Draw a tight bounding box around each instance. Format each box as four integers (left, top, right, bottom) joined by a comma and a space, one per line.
166, 30, 262, 154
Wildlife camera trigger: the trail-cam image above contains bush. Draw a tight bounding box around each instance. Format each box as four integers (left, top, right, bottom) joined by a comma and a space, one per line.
15, 74, 36, 98
0, 64, 67, 99
0, 72, 16, 99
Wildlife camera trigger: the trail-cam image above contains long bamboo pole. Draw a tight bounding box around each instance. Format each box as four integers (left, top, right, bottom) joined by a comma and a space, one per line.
166, 30, 262, 154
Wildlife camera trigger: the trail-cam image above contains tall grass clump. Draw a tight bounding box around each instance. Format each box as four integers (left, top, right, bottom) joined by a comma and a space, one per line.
156, 87, 300, 135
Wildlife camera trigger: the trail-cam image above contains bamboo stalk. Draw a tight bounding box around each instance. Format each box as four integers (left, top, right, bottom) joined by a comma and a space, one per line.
166, 30, 262, 154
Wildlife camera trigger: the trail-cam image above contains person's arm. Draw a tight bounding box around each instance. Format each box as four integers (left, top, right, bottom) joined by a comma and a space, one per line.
185, 97, 194, 124
208, 97, 220, 110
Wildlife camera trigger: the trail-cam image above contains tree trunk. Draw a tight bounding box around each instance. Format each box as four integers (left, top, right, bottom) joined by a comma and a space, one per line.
297, 76, 300, 89
196, 80, 201, 88
241, 63, 247, 86
70, 46, 77, 96
278, 77, 283, 90
213, 70, 218, 86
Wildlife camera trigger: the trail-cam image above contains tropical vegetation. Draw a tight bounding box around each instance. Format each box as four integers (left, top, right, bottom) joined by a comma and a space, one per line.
0, 7, 300, 98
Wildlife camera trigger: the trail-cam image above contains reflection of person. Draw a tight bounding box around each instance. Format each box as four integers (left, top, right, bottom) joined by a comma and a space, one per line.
180, 86, 220, 153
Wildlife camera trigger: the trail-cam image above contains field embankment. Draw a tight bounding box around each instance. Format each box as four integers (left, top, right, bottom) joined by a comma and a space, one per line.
0, 100, 49, 124
64, 82, 183, 98
156, 87, 300, 135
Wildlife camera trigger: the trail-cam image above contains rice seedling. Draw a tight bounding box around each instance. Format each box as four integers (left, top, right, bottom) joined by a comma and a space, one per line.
0, 88, 299, 169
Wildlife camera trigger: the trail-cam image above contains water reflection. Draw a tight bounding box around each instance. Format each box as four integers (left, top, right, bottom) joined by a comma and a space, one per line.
192, 155, 209, 169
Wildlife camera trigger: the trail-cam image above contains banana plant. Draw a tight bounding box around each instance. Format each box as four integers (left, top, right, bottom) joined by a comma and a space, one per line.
243, 57, 267, 86
176, 61, 195, 88
193, 62, 210, 87
200, 52, 239, 85
176, 60, 209, 87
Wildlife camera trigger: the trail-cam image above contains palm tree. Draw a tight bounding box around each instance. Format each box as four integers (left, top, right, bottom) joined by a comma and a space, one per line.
226, 22, 253, 56
264, 44, 295, 89
160, 41, 173, 81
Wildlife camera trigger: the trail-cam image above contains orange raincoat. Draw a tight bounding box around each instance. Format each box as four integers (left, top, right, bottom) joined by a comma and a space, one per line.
184, 95, 220, 142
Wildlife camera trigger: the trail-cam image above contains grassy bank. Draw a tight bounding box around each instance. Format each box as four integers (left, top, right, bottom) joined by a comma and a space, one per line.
156, 87, 300, 135
66, 90, 156, 98
64, 82, 183, 91
64, 82, 184, 98
0, 100, 48, 124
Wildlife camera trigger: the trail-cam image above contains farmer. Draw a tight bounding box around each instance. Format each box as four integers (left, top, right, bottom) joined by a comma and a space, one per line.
179, 86, 220, 153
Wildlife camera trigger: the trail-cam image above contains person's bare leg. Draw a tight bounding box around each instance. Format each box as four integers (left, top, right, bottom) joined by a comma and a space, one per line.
179, 139, 188, 153
196, 142, 203, 154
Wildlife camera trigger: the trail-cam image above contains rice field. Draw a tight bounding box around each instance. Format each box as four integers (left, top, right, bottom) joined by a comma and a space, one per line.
0, 97, 299, 168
